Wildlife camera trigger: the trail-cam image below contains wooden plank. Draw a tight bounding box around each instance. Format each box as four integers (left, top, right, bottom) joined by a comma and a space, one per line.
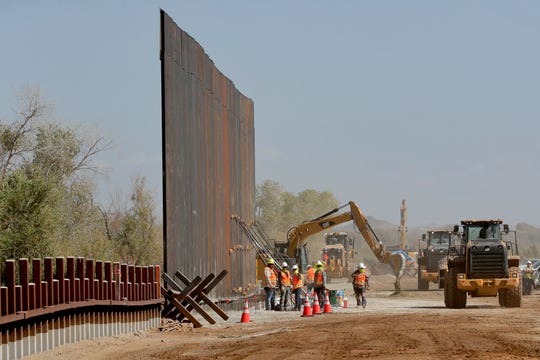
176, 272, 215, 297
175, 270, 229, 320
162, 273, 201, 303
185, 294, 216, 324
161, 273, 201, 318
162, 272, 216, 325
175, 269, 228, 295
175, 272, 228, 321
160, 287, 201, 328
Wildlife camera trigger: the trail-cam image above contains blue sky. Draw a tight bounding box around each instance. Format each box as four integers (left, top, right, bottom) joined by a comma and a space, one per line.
1, 1, 539, 227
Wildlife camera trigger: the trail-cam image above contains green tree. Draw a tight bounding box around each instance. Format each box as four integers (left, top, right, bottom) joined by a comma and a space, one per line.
0, 87, 112, 262
114, 177, 162, 265
255, 179, 339, 244
0, 170, 54, 262
255, 180, 286, 240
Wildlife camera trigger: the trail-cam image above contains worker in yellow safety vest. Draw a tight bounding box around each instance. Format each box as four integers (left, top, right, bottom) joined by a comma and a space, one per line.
291, 265, 304, 311
523, 260, 534, 295
351, 263, 370, 308
263, 258, 278, 310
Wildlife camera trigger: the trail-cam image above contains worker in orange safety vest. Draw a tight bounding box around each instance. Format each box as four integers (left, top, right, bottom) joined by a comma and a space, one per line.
278, 262, 292, 311
351, 263, 370, 308
305, 264, 315, 294
291, 265, 304, 311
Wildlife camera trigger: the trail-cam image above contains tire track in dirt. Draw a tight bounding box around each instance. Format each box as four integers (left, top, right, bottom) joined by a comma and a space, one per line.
22, 276, 540, 360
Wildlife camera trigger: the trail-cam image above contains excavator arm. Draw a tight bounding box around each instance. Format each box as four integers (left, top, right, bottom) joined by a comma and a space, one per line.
286, 203, 353, 254
286, 201, 406, 287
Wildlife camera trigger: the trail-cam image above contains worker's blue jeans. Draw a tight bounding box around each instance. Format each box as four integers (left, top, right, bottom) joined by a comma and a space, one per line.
264, 287, 275, 310
293, 288, 303, 310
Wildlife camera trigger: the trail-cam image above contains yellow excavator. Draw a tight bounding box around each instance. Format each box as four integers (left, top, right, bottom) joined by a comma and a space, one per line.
286, 201, 406, 293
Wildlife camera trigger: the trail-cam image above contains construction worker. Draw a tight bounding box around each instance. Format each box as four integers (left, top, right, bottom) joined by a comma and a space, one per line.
291, 265, 304, 311
313, 260, 327, 306
523, 260, 534, 295
263, 258, 278, 310
351, 263, 369, 308
278, 262, 292, 311
305, 264, 315, 293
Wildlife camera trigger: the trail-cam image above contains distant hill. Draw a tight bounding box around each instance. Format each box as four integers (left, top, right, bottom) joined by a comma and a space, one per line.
515, 223, 540, 258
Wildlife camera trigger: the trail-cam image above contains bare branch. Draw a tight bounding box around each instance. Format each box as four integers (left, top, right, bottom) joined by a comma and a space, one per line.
0, 86, 50, 179
73, 135, 114, 173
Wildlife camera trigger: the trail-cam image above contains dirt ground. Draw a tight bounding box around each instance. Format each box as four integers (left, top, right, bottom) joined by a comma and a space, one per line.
24, 274, 540, 360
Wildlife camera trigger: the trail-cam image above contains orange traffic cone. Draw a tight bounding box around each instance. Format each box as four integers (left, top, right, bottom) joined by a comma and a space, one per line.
323, 291, 332, 313
240, 299, 250, 323
312, 293, 322, 315
301, 295, 313, 317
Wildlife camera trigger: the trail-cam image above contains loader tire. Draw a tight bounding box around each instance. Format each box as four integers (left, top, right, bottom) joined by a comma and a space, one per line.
498, 289, 506, 307
417, 268, 429, 291
501, 267, 522, 308
444, 267, 466, 308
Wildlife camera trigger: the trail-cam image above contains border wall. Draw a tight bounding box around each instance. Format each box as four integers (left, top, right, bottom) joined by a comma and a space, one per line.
160, 10, 257, 300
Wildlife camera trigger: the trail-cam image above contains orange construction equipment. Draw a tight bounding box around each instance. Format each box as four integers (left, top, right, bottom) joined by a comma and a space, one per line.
312, 294, 322, 315
240, 299, 250, 323
301, 295, 313, 317
323, 291, 332, 313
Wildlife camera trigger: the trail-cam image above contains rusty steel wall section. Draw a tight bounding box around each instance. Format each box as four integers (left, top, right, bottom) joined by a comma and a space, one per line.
160, 10, 256, 299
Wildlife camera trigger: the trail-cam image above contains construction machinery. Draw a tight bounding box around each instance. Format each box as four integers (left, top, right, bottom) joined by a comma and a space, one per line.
230, 216, 308, 283
287, 201, 406, 293
442, 219, 521, 308
417, 230, 453, 290
322, 232, 355, 279
232, 201, 406, 292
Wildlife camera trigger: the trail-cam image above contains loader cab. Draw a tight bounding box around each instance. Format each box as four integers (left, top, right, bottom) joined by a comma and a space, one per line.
425, 231, 451, 247
420, 230, 451, 257
419, 230, 452, 273
465, 222, 501, 241
456, 220, 510, 243
455, 220, 511, 279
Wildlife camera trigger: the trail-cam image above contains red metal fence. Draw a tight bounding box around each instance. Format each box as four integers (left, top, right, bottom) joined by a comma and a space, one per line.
0, 257, 162, 359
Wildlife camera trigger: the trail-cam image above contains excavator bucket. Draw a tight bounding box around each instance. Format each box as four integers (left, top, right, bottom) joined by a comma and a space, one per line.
384, 251, 407, 294
387, 251, 406, 281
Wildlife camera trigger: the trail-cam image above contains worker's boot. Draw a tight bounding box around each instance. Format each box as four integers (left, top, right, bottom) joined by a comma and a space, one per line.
362, 298, 367, 309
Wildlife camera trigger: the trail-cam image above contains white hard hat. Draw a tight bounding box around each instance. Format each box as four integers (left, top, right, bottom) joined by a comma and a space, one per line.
527, 260, 532, 264
316, 260, 323, 266
292, 265, 298, 270
282, 262, 288, 267
358, 262, 366, 269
